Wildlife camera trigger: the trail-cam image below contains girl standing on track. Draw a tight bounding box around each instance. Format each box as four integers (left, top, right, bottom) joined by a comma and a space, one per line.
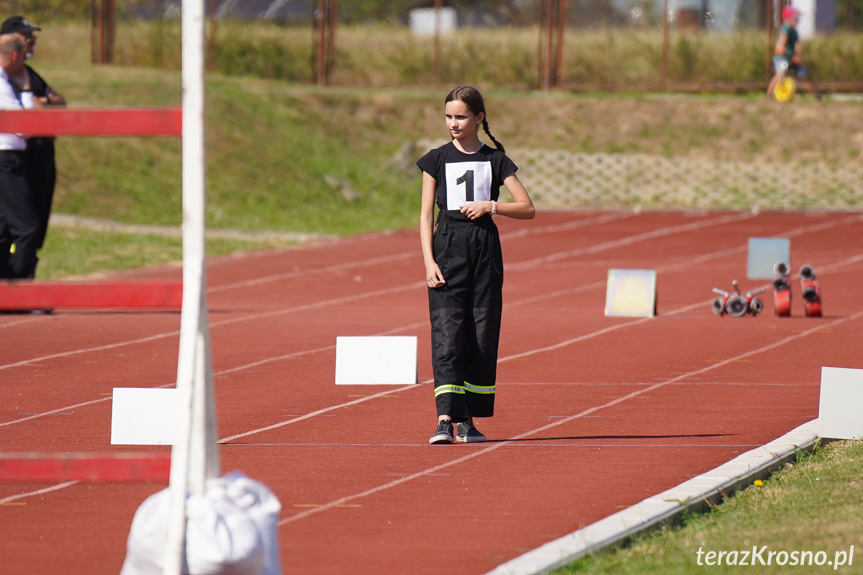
417, 86, 535, 445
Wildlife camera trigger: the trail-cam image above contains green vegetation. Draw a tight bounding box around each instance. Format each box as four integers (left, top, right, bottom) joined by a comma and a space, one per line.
25, 59, 862, 279
126, 24, 863, 86
551, 440, 863, 574
30, 20, 863, 87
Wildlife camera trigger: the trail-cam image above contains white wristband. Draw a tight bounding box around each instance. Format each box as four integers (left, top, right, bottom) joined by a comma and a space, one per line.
19, 91, 34, 109
491, 201, 497, 215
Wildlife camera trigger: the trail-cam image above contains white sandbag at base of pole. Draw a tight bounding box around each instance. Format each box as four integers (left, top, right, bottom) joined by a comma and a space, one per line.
120, 472, 283, 575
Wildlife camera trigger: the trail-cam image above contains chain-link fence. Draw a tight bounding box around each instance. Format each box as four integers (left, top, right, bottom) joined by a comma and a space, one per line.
414, 139, 863, 209
67, 0, 863, 92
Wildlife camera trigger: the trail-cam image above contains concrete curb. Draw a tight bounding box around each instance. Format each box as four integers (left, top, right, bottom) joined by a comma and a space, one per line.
485, 419, 821, 575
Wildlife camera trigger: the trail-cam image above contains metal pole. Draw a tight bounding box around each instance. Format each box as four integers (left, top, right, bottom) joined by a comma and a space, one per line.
99, 0, 107, 64
208, 0, 217, 72
327, 0, 337, 83
89, 0, 98, 64
316, 0, 326, 85
544, 0, 553, 91
766, 0, 774, 81
536, 0, 545, 89
434, 0, 442, 82
555, 0, 567, 86
106, 0, 116, 64
662, 0, 670, 85
164, 0, 220, 572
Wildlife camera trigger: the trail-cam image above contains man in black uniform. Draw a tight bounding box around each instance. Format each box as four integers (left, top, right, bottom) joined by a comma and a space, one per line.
0, 33, 38, 279
1, 15, 65, 257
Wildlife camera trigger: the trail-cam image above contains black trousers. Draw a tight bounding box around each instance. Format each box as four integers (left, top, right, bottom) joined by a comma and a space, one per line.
26, 138, 57, 250
428, 220, 503, 421
0, 150, 39, 279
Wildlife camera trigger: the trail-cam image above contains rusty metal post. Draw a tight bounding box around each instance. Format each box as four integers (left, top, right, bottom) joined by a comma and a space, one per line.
766, 0, 774, 81
434, 0, 442, 82
208, 0, 217, 72
544, 0, 554, 91
99, 0, 107, 64
662, 0, 669, 85
327, 0, 337, 83
90, 0, 98, 64
555, 0, 567, 86
536, 0, 545, 89
105, 0, 115, 64
91, 0, 115, 65
316, 0, 326, 85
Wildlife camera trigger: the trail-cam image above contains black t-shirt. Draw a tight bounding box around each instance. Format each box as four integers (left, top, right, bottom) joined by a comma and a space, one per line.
26, 65, 50, 98
26, 66, 54, 148
417, 141, 517, 223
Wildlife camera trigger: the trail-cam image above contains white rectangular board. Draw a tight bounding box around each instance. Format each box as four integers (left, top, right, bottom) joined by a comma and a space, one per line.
111, 388, 178, 445
747, 237, 790, 280
604, 269, 657, 318
819, 366, 863, 439
335, 336, 418, 385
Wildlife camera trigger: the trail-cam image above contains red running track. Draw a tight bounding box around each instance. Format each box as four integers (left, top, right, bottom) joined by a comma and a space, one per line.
2, 210, 863, 574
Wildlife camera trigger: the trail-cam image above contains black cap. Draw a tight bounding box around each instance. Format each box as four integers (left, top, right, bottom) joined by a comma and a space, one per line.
0, 16, 41, 35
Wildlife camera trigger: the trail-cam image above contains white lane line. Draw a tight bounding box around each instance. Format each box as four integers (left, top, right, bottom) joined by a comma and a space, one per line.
207, 212, 636, 292
0, 212, 771, 373
4, 228, 862, 433
275, 309, 863, 526
0, 481, 80, 505
509, 211, 758, 269
1, 215, 859, 511
218, 385, 417, 443
206, 213, 637, 293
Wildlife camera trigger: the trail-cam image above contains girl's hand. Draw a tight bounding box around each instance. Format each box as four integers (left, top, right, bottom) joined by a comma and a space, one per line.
425, 261, 445, 289
459, 201, 493, 220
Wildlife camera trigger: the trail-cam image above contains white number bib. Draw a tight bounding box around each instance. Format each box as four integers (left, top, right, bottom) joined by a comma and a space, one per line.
444, 161, 492, 211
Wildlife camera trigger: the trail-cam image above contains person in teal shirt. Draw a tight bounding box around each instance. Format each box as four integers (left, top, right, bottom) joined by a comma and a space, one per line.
767, 5, 821, 101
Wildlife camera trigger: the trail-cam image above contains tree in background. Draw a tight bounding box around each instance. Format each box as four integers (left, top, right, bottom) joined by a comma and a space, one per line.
0, 0, 86, 19
837, 0, 863, 29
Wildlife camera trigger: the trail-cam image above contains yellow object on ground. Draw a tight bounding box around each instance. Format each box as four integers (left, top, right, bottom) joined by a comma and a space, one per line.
774, 76, 796, 102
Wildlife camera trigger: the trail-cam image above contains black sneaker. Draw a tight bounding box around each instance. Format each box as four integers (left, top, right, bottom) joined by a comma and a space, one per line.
429, 419, 454, 444
456, 418, 487, 443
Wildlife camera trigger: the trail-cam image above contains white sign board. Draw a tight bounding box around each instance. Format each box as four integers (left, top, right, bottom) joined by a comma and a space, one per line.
604, 269, 657, 317
111, 388, 178, 445
819, 366, 863, 439
335, 336, 418, 385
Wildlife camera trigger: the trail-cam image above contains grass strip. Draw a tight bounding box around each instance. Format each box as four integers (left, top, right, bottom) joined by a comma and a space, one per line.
37, 226, 302, 280
552, 439, 863, 574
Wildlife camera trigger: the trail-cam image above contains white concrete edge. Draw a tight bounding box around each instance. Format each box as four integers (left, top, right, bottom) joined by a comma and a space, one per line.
485, 419, 822, 575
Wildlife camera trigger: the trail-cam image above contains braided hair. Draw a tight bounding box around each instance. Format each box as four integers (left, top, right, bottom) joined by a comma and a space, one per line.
445, 86, 505, 153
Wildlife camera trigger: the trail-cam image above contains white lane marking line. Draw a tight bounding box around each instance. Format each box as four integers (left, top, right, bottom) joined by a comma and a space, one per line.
4, 239, 862, 430
0, 481, 80, 505
218, 385, 417, 443
3, 214, 861, 513
0, 212, 777, 372
207, 212, 636, 292
277, 309, 863, 525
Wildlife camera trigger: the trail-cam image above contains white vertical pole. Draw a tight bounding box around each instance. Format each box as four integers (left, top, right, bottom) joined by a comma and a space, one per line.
163, 0, 219, 573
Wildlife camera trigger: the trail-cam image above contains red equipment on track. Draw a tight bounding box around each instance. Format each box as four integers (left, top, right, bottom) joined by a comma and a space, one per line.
799, 265, 822, 317
772, 262, 791, 317
712, 280, 765, 317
